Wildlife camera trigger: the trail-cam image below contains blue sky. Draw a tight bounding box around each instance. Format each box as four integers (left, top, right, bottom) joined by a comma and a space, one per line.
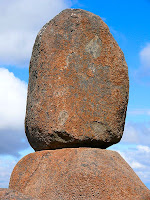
0, 0, 150, 189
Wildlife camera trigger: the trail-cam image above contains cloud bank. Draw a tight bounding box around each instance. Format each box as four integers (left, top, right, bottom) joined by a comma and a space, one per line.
0, 68, 29, 156
0, 0, 71, 66
0, 68, 27, 130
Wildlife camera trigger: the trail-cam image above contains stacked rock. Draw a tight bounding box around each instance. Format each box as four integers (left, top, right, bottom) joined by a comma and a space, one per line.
8, 9, 150, 200
25, 8, 129, 151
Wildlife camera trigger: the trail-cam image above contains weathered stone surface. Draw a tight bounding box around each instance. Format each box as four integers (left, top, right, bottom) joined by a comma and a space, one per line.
9, 148, 150, 200
25, 9, 129, 151
0, 188, 38, 200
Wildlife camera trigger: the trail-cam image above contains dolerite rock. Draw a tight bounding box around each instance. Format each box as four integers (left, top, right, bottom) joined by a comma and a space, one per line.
9, 148, 150, 200
0, 188, 38, 200
25, 9, 129, 151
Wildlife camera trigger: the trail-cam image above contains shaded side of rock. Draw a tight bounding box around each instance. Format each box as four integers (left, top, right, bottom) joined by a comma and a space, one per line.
9, 148, 150, 200
25, 8, 129, 151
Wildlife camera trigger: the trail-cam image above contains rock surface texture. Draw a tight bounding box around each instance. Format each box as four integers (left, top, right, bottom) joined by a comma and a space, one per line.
25, 9, 129, 151
0, 188, 38, 200
9, 148, 150, 200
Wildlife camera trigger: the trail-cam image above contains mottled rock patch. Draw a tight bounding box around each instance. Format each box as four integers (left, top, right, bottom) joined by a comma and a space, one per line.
0, 188, 38, 200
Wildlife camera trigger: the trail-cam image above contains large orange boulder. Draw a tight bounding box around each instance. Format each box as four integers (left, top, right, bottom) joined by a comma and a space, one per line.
25, 9, 129, 151
9, 148, 150, 200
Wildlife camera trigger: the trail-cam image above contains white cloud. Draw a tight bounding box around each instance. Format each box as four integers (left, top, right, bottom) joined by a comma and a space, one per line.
130, 161, 145, 169
140, 43, 150, 70
122, 122, 150, 145
110, 143, 150, 188
0, 156, 18, 188
0, 68, 27, 130
137, 145, 150, 153
122, 123, 139, 143
128, 109, 150, 116
133, 43, 150, 85
117, 151, 146, 169
0, 0, 71, 66
0, 68, 31, 156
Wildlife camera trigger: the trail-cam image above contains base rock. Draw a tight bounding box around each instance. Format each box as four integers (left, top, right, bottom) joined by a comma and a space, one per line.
9, 148, 150, 200
0, 188, 38, 200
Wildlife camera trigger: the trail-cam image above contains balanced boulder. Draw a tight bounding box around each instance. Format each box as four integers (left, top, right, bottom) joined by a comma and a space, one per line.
9, 148, 150, 200
25, 9, 129, 151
